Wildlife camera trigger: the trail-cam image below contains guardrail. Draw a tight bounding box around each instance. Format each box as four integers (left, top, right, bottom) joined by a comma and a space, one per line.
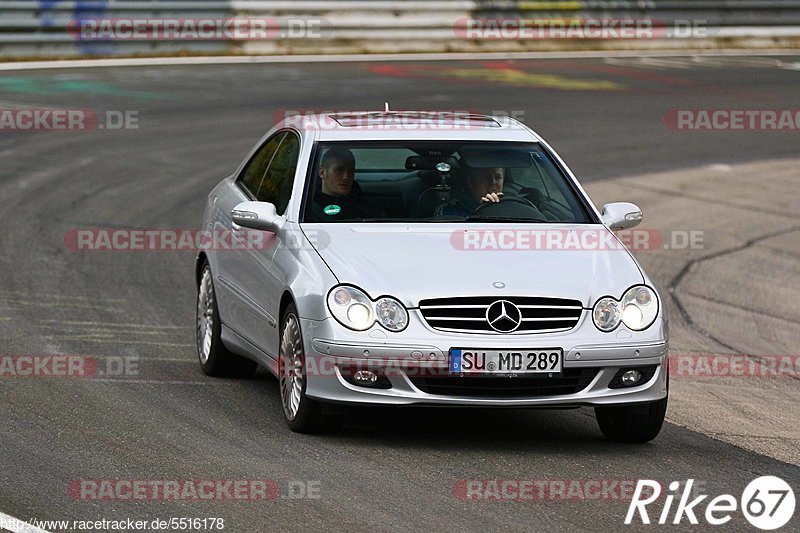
2, 0, 800, 58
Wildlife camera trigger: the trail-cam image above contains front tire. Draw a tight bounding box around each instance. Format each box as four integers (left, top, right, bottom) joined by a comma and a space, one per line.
594, 396, 667, 443
196, 262, 257, 378
279, 303, 342, 433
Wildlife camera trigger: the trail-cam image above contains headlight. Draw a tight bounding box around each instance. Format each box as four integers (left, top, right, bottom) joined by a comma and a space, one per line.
592, 286, 658, 332
327, 286, 373, 331
620, 286, 658, 331
375, 297, 408, 332
593, 297, 621, 332
326, 286, 409, 332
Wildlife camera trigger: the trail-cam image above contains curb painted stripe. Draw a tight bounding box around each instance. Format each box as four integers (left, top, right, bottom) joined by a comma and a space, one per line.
0, 48, 799, 71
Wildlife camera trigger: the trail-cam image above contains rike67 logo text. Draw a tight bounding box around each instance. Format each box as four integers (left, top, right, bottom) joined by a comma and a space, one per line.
626, 477, 795, 530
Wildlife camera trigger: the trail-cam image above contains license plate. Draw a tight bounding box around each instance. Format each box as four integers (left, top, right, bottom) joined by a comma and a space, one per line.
450, 349, 562, 375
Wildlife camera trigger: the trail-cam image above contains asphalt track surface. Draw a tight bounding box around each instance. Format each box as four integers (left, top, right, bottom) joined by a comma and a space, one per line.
1, 56, 799, 532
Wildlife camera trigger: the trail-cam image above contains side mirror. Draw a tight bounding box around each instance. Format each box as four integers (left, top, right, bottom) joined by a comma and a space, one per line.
601, 202, 643, 230
231, 201, 284, 233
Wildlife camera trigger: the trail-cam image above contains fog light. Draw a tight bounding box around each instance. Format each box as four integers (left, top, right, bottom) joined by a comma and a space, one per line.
621, 369, 643, 386
353, 370, 378, 385
608, 366, 657, 389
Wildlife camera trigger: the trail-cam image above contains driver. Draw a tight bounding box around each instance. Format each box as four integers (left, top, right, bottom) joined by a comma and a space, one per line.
434, 167, 505, 217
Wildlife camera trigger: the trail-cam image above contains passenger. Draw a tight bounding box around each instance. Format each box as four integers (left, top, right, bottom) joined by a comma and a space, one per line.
309, 148, 386, 220
434, 166, 505, 217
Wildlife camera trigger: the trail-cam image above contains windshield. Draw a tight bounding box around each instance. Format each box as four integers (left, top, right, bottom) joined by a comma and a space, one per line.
302, 141, 593, 223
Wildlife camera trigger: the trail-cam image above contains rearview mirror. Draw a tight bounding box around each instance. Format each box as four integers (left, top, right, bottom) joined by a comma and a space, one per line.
601, 202, 643, 230
458, 145, 533, 168
231, 201, 285, 233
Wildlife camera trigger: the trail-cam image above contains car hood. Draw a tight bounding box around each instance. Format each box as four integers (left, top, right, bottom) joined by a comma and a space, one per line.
302, 223, 644, 308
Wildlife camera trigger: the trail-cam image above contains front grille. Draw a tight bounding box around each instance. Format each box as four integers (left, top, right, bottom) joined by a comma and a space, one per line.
418, 296, 583, 334
409, 368, 599, 398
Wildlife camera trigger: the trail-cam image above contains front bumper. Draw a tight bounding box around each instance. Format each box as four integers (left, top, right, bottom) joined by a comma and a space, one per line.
300, 312, 668, 407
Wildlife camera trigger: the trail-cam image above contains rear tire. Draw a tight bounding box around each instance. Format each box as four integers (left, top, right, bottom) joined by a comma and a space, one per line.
196, 262, 257, 378
279, 303, 343, 433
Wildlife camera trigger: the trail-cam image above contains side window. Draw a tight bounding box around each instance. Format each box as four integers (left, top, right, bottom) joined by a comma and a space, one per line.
256, 132, 300, 214
237, 132, 286, 197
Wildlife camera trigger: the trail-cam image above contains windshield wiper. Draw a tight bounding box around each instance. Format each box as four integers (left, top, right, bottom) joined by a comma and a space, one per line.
358, 218, 431, 222
465, 215, 550, 223
350, 216, 551, 223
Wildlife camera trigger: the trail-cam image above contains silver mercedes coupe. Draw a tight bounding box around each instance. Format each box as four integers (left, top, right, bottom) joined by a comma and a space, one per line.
195, 111, 668, 442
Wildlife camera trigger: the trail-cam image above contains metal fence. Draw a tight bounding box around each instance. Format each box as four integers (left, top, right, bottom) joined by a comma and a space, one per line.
2, 0, 800, 58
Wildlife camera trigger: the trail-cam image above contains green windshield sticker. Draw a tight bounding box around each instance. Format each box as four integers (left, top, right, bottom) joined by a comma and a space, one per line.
324, 204, 341, 216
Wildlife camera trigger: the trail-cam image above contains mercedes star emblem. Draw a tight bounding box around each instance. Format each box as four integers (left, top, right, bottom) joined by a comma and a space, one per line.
485, 300, 522, 333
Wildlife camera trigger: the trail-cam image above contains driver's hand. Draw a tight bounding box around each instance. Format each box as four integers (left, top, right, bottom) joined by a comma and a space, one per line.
480, 192, 503, 203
